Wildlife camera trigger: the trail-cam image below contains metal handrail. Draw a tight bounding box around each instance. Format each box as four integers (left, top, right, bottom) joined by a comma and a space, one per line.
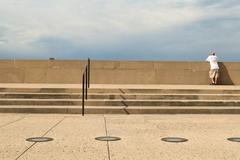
82, 58, 90, 116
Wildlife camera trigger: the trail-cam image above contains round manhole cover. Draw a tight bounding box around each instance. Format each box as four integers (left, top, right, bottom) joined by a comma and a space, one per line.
95, 136, 121, 141
161, 137, 188, 143
26, 137, 54, 143
227, 137, 240, 142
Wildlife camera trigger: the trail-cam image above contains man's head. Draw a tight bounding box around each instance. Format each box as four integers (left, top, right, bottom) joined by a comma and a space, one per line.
209, 52, 216, 56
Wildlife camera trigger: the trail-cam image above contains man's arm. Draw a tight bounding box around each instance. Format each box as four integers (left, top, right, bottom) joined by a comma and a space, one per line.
206, 56, 210, 62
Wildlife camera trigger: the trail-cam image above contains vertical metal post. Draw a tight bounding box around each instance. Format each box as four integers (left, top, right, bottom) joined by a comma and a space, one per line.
82, 74, 85, 116
88, 58, 90, 88
85, 66, 88, 99
81, 59, 90, 116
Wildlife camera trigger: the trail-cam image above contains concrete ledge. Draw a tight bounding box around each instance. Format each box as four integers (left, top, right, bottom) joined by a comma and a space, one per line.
0, 60, 239, 84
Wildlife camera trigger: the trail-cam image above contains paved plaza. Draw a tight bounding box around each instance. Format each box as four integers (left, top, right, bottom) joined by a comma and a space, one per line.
1, 114, 240, 160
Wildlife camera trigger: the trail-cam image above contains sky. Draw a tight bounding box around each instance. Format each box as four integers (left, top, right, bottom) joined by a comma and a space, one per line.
0, 0, 239, 61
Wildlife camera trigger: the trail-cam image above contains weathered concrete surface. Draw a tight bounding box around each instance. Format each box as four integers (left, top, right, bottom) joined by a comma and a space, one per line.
107, 115, 240, 160
1, 83, 240, 89
0, 60, 239, 84
18, 116, 108, 160
1, 114, 240, 160
1, 84, 240, 114
0, 115, 63, 160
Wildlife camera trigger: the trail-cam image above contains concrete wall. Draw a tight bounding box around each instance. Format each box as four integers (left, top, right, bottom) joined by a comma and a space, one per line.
0, 60, 239, 84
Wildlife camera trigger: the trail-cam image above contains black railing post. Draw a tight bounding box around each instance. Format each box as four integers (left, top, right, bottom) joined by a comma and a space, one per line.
85, 66, 88, 99
81, 58, 90, 116
82, 73, 85, 116
88, 58, 90, 88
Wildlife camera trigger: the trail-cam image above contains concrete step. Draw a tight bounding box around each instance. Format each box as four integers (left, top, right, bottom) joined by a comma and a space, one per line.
0, 88, 119, 93
1, 93, 240, 100
0, 93, 82, 99
86, 99, 240, 106
119, 89, 240, 94
0, 88, 81, 93
0, 84, 240, 114
1, 88, 240, 94
0, 105, 240, 114
0, 99, 240, 106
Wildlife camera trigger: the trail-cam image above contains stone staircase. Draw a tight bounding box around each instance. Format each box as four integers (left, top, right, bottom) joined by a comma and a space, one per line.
0, 84, 240, 114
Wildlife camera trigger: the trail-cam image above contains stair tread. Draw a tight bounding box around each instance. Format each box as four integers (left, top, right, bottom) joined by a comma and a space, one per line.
0, 83, 239, 89
1, 92, 240, 96
0, 105, 240, 108
1, 98, 240, 102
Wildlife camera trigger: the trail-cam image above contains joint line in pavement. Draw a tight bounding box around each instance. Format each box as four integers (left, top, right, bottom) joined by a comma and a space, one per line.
14, 117, 65, 160
104, 116, 111, 160
0, 116, 26, 129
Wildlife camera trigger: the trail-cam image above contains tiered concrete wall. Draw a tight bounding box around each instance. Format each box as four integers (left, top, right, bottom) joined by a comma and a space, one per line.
0, 60, 239, 84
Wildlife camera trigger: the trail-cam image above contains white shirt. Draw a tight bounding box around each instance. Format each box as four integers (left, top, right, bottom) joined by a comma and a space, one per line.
206, 55, 219, 70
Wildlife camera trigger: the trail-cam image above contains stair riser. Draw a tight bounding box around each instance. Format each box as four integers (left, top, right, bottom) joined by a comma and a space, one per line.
91, 101, 240, 106
0, 108, 240, 114
0, 88, 81, 93
1, 88, 240, 94
0, 95, 81, 99
121, 89, 240, 94
0, 101, 240, 106
0, 88, 120, 93
1, 94, 240, 100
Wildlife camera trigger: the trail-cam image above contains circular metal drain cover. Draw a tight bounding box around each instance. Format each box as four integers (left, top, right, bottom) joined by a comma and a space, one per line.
95, 136, 121, 141
161, 137, 188, 143
227, 137, 240, 142
26, 137, 54, 143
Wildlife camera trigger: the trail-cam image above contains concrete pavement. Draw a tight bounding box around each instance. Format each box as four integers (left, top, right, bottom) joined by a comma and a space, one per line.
0, 114, 240, 160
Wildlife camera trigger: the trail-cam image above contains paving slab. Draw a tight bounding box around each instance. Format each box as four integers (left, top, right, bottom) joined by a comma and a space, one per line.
1, 114, 240, 160
0, 115, 63, 160
0, 114, 26, 128
106, 115, 240, 160
18, 116, 108, 160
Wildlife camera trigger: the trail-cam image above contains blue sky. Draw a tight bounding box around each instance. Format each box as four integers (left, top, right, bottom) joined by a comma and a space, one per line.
0, 0, 239, 61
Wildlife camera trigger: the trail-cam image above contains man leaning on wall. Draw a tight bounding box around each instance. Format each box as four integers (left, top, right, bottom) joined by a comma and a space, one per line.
206, 52, 219, 85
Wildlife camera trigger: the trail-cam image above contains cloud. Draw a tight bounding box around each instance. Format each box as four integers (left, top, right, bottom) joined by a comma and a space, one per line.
198, 0, 240, 8
0, 0, 239, 61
